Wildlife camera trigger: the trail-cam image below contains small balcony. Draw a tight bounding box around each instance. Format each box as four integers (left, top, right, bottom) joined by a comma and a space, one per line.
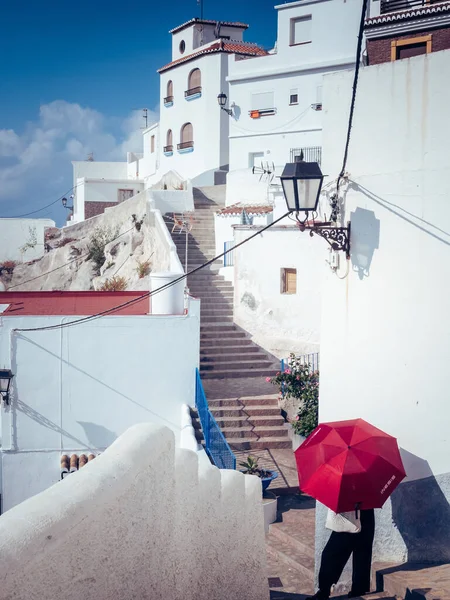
184, 87, 202, 100
380, 0, 443, 14
177, 141, 194, 153
164, 96, 174, 107
163, 144, 173, 156
290, 146, 322, 166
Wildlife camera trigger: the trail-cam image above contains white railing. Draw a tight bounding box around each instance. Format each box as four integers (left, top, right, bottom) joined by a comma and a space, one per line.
0, 423, 269, 600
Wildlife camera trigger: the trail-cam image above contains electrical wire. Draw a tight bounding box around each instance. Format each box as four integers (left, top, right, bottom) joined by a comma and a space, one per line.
14, 211, 291, 333
336, 0, 369, 194
2, 183, 81, 219
8, 225, 136, 289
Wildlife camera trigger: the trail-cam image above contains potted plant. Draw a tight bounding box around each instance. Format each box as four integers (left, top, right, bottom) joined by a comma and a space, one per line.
239, 456, 278, 493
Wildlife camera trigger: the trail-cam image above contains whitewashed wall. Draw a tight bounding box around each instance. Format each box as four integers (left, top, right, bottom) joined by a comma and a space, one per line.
226, 0, 361, 203
315, 50, 450, 581
0, 305, 200, 511
0, 423, 269, 600
233, 225, 324, 358
0, 218, 55, 263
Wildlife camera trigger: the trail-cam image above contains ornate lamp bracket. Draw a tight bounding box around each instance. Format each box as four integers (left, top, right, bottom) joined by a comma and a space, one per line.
309, 222, 351, 259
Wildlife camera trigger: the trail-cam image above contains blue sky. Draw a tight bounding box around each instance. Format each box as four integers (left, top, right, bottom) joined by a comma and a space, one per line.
0, 0, 278, 223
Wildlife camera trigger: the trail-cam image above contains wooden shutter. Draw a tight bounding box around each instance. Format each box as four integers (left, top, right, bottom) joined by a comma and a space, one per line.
167, 80, 173, 97
167, 129, 172, 146
282, 268, 297, 294
181, 123, 193, 143
189, 69, 201, 90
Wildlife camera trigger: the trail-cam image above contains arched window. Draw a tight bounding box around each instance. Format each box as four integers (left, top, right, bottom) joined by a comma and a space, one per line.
178, 123, 194, 150
164, 80, 174, 105
164, 129, 173, 154
187, 69, 201, 94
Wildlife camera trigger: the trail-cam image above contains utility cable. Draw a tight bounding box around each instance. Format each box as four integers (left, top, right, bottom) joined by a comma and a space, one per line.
2, 183, 81, 219
14, 211, 291, 333
336, 0, 369, 195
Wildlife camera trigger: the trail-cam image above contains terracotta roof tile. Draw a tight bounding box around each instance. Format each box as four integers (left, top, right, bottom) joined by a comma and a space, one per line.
158, 40, 267, 73
216, 203, 273, 216
365, 2, 450, 26
61, 453, 97, 478
169, 18, 249, 34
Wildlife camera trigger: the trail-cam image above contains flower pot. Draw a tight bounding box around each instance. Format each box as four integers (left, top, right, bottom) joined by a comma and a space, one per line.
263, 490, 278, 533
261, 471, 278, 492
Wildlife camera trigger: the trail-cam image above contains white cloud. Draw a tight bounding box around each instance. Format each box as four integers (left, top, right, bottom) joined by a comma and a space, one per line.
0, 101, 159, 221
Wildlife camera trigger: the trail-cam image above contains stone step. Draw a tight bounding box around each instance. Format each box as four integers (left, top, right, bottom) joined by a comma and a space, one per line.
214, 415, 284, 428
201, 368, 278, 379
229, 437, 292, 450
200, 324, 239, 332
221, 425, 289, 439
268, 522, 315, 556
266, 530, 315, 583
200, 338, 251, 347
210, 405, 281, 417
200, 301, 233, 309
208, 396, 279, 407
200, 359, 274, 371
200, 308, 233, 316
200, 353, 270, 364
200, 345, 263, 355
373, 562, 448, 600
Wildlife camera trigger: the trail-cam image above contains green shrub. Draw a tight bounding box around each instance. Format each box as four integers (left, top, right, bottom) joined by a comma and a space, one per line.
87, 226, 118, 273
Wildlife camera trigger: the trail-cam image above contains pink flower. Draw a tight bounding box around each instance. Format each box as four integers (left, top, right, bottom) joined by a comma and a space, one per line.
285, 368, 291, 374
265, 377, 271, 382
296, 376, 300, 380
295, 415, 300, 421
276, 372, 280, 376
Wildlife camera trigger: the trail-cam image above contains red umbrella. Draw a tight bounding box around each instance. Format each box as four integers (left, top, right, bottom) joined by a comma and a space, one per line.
295, 418, 406, 513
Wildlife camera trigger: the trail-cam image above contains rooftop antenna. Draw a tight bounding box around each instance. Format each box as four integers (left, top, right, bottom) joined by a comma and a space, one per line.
197, 0, 203, 19
133, 108, 149, 129
87, 152, 94, 162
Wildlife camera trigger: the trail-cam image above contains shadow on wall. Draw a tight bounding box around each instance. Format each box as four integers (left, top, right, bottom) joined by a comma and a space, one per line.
349, 207, 380, 280
77, 422, 117, 448
391, 449, 450, 562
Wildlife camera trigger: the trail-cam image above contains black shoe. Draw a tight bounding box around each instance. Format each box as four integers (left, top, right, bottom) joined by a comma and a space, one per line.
306, 592, 330, 600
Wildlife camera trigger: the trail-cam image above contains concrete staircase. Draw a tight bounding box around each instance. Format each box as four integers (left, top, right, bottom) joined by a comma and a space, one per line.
165, 186, 290, 451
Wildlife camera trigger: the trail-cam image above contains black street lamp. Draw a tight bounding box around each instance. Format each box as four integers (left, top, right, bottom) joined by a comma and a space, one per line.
0, 369, 14, 405
217, 92, 233, 116
280, 156, 351, 259
62, 195, 74, 210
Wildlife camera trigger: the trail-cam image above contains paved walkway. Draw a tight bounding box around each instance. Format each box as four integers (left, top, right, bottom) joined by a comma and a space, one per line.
235, 448, 299, 491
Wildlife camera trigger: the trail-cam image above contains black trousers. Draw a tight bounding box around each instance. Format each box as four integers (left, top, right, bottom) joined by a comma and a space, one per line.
318, 509, 375, 595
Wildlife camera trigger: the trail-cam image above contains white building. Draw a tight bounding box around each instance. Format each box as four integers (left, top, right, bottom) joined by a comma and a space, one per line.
0, 217, 55, 264
315, 49, 450, 587
225, 0, 362, 208
0, 290, 200, 512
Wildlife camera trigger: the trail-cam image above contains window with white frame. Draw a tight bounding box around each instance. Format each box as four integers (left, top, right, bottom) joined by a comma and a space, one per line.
290, 89, 299, 105
290, 15, 312, 46
281, 268, 297, 295
248, 152, 264, 168
251, 91, 274, 110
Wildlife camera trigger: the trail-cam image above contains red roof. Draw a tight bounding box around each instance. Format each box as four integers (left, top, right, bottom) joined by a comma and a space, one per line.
169, 18, 249, 34
0, 291, 149, 316
217, 203, 273, 216
158, 40, 268, 73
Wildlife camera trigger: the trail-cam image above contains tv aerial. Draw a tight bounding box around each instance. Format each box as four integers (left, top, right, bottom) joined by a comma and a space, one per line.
252, 161, 276, 183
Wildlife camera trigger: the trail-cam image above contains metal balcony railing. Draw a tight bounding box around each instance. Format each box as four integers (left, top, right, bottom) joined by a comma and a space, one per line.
290, 146, 322, 165
163, 145, 173, 153
380, 0, 444, 14
177, 141, 194, 150
185, 86, 202, 98
164, 95, 174, 104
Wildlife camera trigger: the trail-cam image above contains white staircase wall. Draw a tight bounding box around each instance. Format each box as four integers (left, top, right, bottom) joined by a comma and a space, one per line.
0, 423, 269, 600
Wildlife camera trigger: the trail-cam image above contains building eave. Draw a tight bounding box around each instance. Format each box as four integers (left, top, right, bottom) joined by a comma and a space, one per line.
365, 1, 450, 27
169, 18, 249, 34
365, 11, 450, 38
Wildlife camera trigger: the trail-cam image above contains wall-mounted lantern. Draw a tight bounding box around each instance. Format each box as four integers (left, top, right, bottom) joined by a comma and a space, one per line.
0, 369, 14, 405
217, 92, 233, 116
280, 156, 351, 259
62, 195, 74, 211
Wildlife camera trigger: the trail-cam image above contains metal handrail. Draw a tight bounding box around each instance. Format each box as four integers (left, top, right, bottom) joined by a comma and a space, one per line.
195, 369, 236, 470
164, 145, 173, 152
281, 352, 320, 373
185, 86, 202, 97
164, 95, 174, 103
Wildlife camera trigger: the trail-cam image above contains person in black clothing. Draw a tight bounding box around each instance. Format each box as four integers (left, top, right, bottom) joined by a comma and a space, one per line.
307, 508, 375, 600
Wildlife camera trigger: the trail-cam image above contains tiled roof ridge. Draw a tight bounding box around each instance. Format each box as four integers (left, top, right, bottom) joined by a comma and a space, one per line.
61, 453, 96, 476
158, 40, 267, 73
217, 203, 274, 216
169, 18, 249, 34
366, 2, 450, 25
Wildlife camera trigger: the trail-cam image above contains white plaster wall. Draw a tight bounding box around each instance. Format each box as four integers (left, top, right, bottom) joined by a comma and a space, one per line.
83, 180, 144, 204
0, 423, 269, 600
0, 306, 199, 511
316, 50, 450, 567
72, 160, 128, 186
233, 225, 324, 358
139, 123, 160, 182
158, 53, 229, 186
0, 218, 55, 263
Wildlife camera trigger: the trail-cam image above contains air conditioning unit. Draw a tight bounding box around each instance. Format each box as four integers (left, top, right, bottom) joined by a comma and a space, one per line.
311, 103, 323, 111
